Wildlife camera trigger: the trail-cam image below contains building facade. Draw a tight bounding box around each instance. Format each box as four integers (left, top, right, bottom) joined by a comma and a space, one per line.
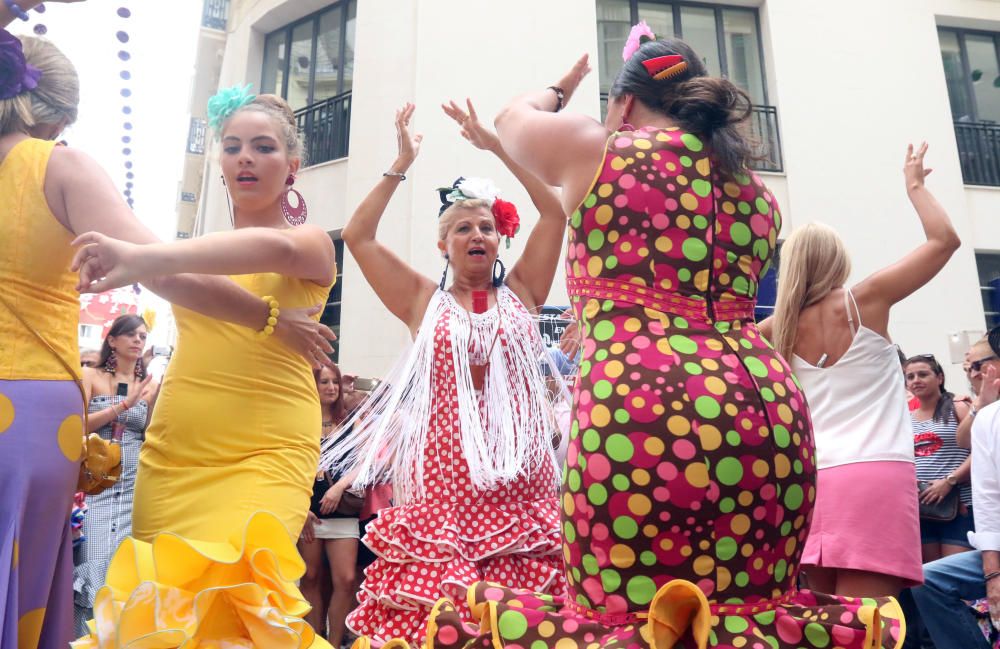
179, 0, 1000, 385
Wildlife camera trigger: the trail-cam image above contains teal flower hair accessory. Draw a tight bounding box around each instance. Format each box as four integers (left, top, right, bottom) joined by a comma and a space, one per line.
207, 83, 256, 133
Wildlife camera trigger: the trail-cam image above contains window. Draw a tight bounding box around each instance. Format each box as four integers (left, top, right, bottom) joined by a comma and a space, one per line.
261, 1, 356, 110
597, 1, 781, 172
320, 234, 345, 362
977, 251, 1000, 330
939, 27, 1000, 185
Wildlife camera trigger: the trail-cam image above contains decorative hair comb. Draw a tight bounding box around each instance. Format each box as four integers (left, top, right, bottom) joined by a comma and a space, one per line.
207, 84, 256, 133
435, 176, 520, 246
642, 55, 688, 81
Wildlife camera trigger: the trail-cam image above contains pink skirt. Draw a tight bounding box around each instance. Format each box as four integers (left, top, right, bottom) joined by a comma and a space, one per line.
801, 460, 923, 587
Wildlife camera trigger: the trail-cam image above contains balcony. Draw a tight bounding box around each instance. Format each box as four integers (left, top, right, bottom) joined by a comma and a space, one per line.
599, 94, 783, 173
202, 0, 229, 31
296, 91, 352, 167
955, 121, 1000, 187
187, 117, 207, 155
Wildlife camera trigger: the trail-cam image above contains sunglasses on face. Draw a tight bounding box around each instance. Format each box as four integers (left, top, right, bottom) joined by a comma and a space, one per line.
970, 355, 999, 373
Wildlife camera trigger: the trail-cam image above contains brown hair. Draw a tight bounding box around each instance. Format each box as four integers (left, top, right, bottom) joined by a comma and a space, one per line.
314, 362, 347, 425
223, 94, 305, 160
0, 36, 79, 136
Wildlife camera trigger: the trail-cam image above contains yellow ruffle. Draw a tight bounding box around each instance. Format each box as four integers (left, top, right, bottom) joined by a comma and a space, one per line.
72, 511, 331, 649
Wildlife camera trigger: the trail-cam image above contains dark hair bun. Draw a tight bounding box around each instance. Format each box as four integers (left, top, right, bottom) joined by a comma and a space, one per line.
665, 77, 751, 134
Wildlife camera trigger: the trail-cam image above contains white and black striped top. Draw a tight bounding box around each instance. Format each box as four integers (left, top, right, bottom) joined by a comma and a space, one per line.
913, 412, 971, 506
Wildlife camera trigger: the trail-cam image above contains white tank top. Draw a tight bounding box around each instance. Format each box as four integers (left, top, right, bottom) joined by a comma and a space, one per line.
791, 289, 915, 470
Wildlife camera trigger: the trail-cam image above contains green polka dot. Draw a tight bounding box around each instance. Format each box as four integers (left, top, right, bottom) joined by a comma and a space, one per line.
669, 335, 698, 355
582, 429, 601, 452
780, 521, 792, 536
740, 338, 753, 349
691, 179, 711, 197
582, 554, 600, 575
588, 483, 608, 506
575, 593, 588, 606
583, 194, 598, 209
775, 559, 788, 582
626, 575, 657, 605
734, 571, 750, 587
601, 299, 615, 312
570, 421, 580, 439
578, 455, 588, 471
678, 268, 692, 281
784, 484, 804, 510
760, 387, 775, 402
612, 474, 631, 490
743, 356, 769, 378
606, 434, 635, 462
716, 457, 744, 486
680, 133, 704, 152
587, 229, 605, 251
730, 222, 752, 246
682, 238, 708, 262
716, 536, 738, 560
601, 569, 621, 591
594, 349, 608, 362
531, 641, 548, 649
719, 497, 736, 514
724, 616, 749, 633
693, 215, 708, 229
861, 597, 878, 607
714, 320, 731, 334
673, 316, 689, 329
563, 521, 576, 543
571, 210, 583, 227
593, 380, 613, 400
753, 238, 769, 261
567, 469, 581, 491
737, 201, 751, 215
640, 550, 657, 566
684, 362, 703, 375
734, 172, 751, 185
755, 196, 770, 214
593, 321, 615, 343
579, 360, 592, 377
498, 610, 528, 639
793, 459, 804, 475
694, 396, 721, 419
614, 408, 630, 424
613, 516, 639, 539
606, 255, 619, 269
773, 425, 790, 448
679, 155, 693, 167
726, 430, 742, 446
726, 251, 738, 262
753, 610, 776, 625
732, 276, 750, 296
804, 622, 830, 648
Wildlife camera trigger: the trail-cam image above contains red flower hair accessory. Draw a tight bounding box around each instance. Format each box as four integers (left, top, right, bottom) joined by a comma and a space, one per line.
491, 198, 520, 242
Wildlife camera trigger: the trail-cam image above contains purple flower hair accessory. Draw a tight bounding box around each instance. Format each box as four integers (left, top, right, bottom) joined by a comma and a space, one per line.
0, 28, 41, 100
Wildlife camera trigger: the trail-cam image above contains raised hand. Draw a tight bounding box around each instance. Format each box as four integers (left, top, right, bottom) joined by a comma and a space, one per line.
274, 304, 337, 370
71, 232, 149, 293
554, 54, 593, 108
442, 99, 500, 152
395, 103, 423, 168
904, 142, 933, 191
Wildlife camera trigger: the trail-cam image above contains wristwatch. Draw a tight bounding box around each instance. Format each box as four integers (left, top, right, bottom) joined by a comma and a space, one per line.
946, 473, 958, 487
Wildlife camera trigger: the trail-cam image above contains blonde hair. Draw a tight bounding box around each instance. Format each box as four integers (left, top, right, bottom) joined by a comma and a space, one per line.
0, 36, 79, 136
969, 337, 992, 360
222, 94, 305, 160
770, 223, 852, 361
437, 199, 494, 240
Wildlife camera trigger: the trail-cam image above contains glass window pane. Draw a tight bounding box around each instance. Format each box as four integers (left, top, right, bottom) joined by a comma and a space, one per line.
638, 2, 674, 40
679, 6, 721, 77
287, 21, 315, 110
313, 7, 341, 103
343, 1, 356, 93
966, 33, 1000, 122
261, 31, 286, 97
722, 8, 764, 104
940, 30, 973, 121
596, 0, 631, 94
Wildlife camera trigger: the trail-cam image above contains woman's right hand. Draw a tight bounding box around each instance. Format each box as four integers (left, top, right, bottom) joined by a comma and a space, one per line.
394, 103, 423, 169
553, 54, 593, 109
274, 305, 337, 370
904, 142, 932, 192
124, 374, 154, 409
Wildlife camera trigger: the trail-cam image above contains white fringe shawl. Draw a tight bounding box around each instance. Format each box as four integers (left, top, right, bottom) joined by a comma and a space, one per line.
319, 287, 568, 505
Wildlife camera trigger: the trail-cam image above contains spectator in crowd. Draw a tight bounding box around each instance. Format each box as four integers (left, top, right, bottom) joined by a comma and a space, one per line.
907, 328, 1000, 649
763, 143, 960, 597
958, 336, 1000, 449
73, 314, 159, 632
905, 354, 973, 563
300, 362, 357, 647
79, 349, 100, 368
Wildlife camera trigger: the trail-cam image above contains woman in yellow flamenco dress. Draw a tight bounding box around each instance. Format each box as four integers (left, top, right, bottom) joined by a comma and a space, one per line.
71, 87, 339, 649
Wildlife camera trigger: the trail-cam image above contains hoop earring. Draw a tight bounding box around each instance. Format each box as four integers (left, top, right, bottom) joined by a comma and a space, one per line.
439, 256, 449, 291
619, 122, 636, 132
104, 350, 117, 374
281, 174, 308, 226
492, 258, 506, 287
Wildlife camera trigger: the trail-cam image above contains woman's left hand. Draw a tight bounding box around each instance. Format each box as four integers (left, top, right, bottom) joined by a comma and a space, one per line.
554, 54, 593, 108
442, 99, 500, 152
71, 231, 148, 293
300, 511, 319, 543
919, 478, 953, 505
319, 483, 344, 515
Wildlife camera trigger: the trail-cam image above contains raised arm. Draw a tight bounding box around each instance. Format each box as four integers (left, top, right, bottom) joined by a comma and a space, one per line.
442, 99, 566, 311
854, 143, 961, 321
341, 103, 437, 333
495, 55, 609, 212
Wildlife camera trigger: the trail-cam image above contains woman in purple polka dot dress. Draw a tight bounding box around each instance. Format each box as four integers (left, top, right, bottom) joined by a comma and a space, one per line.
412, 33, 905, 649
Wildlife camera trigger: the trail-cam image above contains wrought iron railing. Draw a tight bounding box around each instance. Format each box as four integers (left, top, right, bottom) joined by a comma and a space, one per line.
954, 121, 1000, 187
599, 94, 783, 173
295, 91, 352, 166
187, 117, 207, 155
202, 0, 229, 30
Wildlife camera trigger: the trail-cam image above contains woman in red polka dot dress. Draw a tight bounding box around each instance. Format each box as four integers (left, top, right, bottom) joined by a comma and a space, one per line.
416, 31, 905, 649
322, 102, 570, 647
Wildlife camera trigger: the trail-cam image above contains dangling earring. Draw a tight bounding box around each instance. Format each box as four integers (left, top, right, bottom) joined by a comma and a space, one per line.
134, 358, 145, 380
619, 121, 636, 132
222, 175, 234, 227
104, 349, 117, 374
281, 174, 308, 226
439, 255, 449, 291
492, 258, 506, 287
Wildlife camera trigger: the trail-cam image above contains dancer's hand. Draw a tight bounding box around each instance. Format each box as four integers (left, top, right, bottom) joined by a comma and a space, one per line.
554, 54, 593, 108
394, 103, 422, 169
918, 478, 952, 505
442, 99, 500, 152
301, 511, 319, 543
275, 305, 337, 370
319, 483, 344, 515
124, 374, 154, 409
904, 142, 933, 192
71, 232, 149, 293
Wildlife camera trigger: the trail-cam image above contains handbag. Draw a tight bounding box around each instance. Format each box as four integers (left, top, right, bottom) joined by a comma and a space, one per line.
0, 293, 121, 495
918, 479, 960, 522
336, 487, 365, 516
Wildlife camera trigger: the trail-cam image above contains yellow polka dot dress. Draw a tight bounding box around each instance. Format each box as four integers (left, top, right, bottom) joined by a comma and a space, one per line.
417, 129, 906, 648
